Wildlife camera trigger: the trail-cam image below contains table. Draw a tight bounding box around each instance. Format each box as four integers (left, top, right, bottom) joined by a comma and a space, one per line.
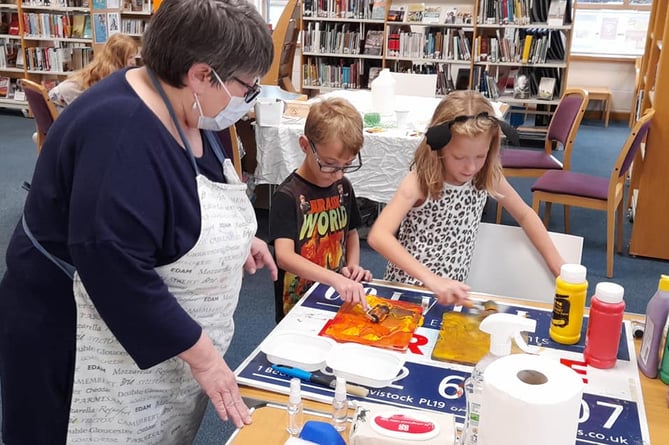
230, 281, 667, 444
253, 90, 507, 204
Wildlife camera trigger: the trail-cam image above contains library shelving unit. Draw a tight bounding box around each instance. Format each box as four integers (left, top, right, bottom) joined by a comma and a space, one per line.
629, 0, 669, 260
0, 0, 152, 113
297, 0, 575, 132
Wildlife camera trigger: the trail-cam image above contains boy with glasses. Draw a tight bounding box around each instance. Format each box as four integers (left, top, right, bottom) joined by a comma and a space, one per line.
270, 98, 372, 322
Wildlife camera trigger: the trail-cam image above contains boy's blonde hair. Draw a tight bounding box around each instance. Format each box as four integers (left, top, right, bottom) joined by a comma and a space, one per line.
304, 98, 364, 155
412, 90, 503, 199
70, 33, 138, 89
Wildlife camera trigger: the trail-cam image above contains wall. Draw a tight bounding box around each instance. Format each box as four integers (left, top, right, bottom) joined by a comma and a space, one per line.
567, 58, 638, 115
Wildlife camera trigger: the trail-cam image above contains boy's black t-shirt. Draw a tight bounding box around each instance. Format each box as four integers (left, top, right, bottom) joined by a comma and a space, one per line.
269, 171, 362, 322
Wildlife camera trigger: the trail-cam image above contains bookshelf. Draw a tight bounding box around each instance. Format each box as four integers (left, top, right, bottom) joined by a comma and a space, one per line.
298, 0, 575, 132
0, 0, 151, 112
629, 0, 669, 260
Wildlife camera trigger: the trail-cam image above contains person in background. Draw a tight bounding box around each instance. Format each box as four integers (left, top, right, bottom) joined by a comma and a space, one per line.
270, 98, 372, 323
0, 1, 276, 444
48, 33, 139, 113
367, 90, 564, 306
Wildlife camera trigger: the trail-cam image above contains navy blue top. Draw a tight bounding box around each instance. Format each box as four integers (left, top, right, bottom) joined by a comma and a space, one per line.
0, 68, 230, 369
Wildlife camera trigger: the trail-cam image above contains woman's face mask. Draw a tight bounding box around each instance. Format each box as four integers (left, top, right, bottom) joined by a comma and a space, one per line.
194, 71, 256, 131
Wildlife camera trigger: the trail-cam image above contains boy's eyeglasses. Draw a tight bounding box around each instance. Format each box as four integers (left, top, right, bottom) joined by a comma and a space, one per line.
308, 140, 362, 173
232, 76, 261, 103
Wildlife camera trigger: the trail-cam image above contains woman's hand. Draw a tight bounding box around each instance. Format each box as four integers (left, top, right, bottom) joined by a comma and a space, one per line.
181, 334, 251, 428
423, 275, 470, 306
341, 265, 372, 282
244, 237, 278, 280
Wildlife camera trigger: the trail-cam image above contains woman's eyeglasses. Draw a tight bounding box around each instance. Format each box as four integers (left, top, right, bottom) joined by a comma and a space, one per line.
309, 140, 362, 173
232, 76, 261, 103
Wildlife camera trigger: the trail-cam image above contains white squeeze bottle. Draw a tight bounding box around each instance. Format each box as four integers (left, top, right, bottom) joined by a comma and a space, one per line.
460, 313, 539, 445
371, 68, 396, 115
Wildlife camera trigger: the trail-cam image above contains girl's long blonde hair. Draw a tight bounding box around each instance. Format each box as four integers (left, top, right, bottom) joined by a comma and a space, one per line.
412, 90, 504, 199
69, 33, 138, 89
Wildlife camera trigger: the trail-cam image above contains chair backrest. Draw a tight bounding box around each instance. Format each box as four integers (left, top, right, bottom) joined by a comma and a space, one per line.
465, 222, 583, 303
389, 72, 438, 98
545, 87, 589, 169
261, 0, 299, 92
609, 108, 654, 195
19, 78, 59, 153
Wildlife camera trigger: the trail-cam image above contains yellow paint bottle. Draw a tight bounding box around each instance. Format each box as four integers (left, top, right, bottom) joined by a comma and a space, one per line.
550, 264, 588, 345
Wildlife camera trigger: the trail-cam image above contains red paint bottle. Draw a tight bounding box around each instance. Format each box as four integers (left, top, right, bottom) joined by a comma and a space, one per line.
584, 282, 625, 369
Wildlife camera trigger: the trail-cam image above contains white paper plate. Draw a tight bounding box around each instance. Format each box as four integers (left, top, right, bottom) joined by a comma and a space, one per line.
260, 331, 334, 372
326, 343, 406, 388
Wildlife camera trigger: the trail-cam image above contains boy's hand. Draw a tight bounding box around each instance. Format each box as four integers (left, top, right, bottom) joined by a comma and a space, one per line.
424, 275, 470, 306
332, 274, 369, 311
341, 265, 372, 282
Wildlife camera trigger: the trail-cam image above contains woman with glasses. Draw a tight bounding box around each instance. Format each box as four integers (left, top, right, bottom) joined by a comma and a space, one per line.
0, 1, 276, 443
368, 90, 565, 307
269, 97, 373, 322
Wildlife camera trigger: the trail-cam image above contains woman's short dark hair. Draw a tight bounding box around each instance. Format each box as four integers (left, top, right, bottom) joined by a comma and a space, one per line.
142, 0, 274, 88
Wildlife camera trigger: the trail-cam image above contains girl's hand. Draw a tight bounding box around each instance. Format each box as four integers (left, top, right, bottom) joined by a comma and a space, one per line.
341, 265, 373, 282
332, 274, 369, 311
424, 275, 470, 306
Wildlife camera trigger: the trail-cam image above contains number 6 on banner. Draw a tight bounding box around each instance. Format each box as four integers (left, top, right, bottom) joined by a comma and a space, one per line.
438, 375, 466, 400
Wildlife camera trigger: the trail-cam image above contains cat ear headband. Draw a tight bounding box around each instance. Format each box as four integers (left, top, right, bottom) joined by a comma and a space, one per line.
425, 112, 520, 150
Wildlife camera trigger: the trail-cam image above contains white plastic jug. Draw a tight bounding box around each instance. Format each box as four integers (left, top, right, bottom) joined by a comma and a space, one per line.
371, 68, 396, 115
255, 99, 284, 126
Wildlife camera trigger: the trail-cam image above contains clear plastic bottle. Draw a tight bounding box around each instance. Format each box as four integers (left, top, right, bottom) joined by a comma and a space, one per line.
584, 282, 625, 369
550, 264, 588, 345
460, 313, 538, 445
286, 377, 303, 436
331, 376, 348, 432
638, 275, 669, 378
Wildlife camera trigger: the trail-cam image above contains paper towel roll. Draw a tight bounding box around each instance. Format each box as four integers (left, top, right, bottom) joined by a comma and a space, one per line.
478, 354, 584, 445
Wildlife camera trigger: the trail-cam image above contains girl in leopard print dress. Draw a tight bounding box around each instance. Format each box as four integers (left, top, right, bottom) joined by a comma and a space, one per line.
367, 90, 565, 306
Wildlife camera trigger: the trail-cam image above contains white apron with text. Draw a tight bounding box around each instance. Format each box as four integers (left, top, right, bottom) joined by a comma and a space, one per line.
66, 160, 255, 444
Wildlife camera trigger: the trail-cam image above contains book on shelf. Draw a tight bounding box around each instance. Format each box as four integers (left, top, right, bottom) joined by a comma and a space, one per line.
386, 6, 405, 22
82, 15, 92, 39
547, 0, 567, 26
71, 15, 86, 38
406, 3, 425, 23
537, 77, 556, 100
513, 72, 530, 99
367, 66, 381, 88
0, 77, 10, 98
422, 6, 441, 24
371, 0, 386, 20
363, 29, 383, 56
93, 13, 108, 43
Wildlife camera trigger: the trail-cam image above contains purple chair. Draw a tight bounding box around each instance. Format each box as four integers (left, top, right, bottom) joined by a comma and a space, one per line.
496, 88, 589, 223
531, 108, 655, 278
19, 78, 59, 154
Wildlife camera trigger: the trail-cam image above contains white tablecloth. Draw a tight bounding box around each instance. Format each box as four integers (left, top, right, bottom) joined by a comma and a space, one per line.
253, 90, 506, 203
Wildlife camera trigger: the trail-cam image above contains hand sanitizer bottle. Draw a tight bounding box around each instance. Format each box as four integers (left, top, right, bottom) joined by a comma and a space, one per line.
287, 377, 303, 436
331, 376, 348, 432
460, 313, 539, 445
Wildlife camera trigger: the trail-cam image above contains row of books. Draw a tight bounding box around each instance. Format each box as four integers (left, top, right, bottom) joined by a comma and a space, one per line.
302, 22, 363, 55
22, 12, 91, 39
302, 57, 361, 89
477, 28, 561, 64
478, 0, 570, 26
303, 0, 381, 20
120, 17, 147, 34
386, 29, 472, 61
21, 0, 88, 7
19, 45, 92, 72
387, 4, 474, 25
